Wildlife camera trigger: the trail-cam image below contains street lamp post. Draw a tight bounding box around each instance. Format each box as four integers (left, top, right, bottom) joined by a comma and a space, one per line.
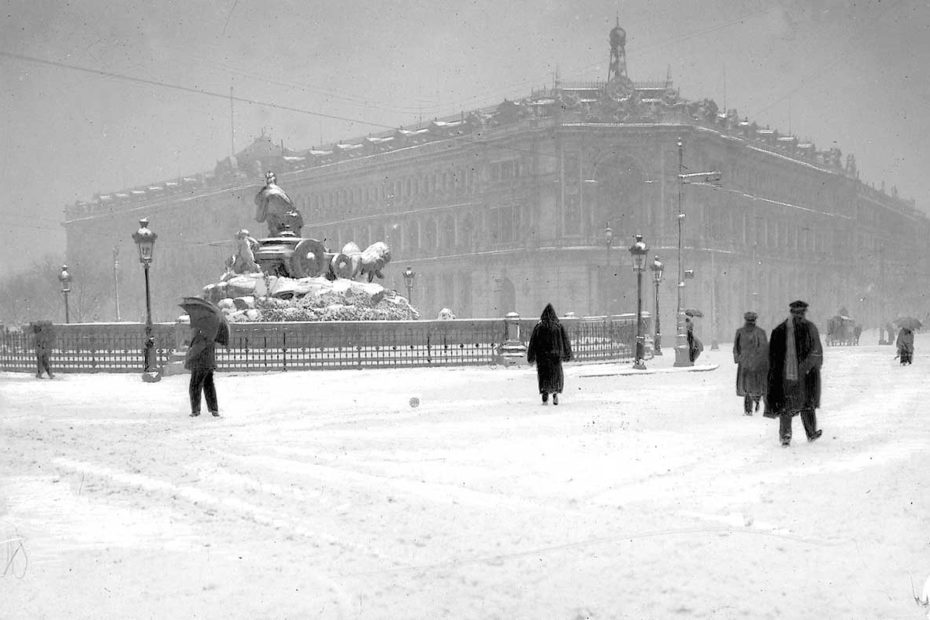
650, 255, 664, 355
403, 266, 415, 306
629, 233, 648, 370
132, 218, 158, 380
58, 265, 72, 324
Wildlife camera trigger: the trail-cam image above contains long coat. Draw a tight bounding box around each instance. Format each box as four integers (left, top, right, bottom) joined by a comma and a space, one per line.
526, 304, 573, 394
896, 328, 914, 355
33, 322, 55, 354
185, 330, 217, 371
765, 318, 822, 416
733, 323, 768, 396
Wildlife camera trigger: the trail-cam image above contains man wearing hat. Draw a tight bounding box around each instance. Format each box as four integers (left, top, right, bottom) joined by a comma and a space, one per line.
765, 300, 824, 446
733, 311, 768, 415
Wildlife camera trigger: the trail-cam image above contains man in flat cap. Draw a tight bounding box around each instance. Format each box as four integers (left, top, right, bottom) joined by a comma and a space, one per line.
765, 300, 824, 446
733, 311, 768, 415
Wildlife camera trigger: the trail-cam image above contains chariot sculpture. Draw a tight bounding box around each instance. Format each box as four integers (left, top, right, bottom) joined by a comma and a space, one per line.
232, 171, 391, 281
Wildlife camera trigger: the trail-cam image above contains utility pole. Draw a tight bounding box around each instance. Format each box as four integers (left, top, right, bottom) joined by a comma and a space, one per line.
675, 137, 722, 366
113, 245, 121, 321
230, 85, 235, 158
711, 249, 719, 350
674, 138, 690, 367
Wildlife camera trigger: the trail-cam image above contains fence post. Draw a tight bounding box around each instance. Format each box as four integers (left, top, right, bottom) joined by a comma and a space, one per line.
162, 315, 190, 376
496, 312, 527, 366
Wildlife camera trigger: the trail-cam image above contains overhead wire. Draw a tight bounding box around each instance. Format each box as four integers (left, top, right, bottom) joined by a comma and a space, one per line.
0, 50, 397, 130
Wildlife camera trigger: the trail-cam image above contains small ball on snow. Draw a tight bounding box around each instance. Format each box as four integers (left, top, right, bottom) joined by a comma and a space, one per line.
409, 397, 420, 408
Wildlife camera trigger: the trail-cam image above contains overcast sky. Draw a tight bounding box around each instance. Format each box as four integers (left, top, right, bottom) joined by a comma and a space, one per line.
2, 0, 928, 276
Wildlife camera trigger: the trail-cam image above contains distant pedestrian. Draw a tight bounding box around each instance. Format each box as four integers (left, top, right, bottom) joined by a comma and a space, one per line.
896, 327, 914, 365
686, 315, 703, 362
765, 300, 824, 447
32, 321, 55, 379
733, 311, 768, 415
526, 303, 573, 405
185, 326, 219, 417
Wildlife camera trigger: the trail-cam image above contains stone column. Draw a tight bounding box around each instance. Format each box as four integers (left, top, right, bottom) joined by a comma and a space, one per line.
161, 314, 191, 377
496, 312, 527, 366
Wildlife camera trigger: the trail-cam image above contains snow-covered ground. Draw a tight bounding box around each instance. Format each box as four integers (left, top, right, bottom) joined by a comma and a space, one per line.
2, 329, 929, 619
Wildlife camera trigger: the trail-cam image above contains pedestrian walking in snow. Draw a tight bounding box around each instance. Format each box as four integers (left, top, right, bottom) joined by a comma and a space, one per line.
526, 303, 573, 405
686, 314, 703, 362
32, 320, 55, 379
896, 327, 914, 365
733, 311, 768, 415
185, 326, 219, 417
765, 300, 823, 447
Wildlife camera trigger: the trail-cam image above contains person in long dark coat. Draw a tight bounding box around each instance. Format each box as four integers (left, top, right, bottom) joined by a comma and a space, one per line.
526, 303, 573, 405
896, 327, 914, 364
686, 315, 703, 362
185, 326, 219, 417
765, 300, 823, 447
32, 321, 55, 379
733, 311, 768, 415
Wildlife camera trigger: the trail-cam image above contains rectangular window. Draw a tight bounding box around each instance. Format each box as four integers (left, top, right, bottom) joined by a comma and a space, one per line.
501, 161, 514, 180
501, 206, 513, 242
564, 195, 580, 235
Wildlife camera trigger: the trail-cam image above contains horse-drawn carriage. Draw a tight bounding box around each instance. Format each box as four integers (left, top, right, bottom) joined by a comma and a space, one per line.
826, 314, 861, 346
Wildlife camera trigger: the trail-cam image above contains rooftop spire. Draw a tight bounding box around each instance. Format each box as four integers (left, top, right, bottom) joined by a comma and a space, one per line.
608, 16, 628, 82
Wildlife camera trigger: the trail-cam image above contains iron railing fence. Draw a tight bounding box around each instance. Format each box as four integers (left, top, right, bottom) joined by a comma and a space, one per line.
0, 314, 651, 373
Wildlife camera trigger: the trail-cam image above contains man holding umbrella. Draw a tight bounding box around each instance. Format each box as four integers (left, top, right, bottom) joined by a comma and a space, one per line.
685, 309, 704, 363
180, 297, 229, 418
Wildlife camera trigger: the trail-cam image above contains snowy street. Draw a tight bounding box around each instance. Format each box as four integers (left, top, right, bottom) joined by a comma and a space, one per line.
2, 330, 929, 619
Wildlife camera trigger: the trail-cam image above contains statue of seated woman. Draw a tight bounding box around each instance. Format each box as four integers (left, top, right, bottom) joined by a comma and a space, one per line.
254, 171, 304, 237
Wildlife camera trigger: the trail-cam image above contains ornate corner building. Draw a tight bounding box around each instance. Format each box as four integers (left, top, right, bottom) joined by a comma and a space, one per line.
63, 20, 929, 337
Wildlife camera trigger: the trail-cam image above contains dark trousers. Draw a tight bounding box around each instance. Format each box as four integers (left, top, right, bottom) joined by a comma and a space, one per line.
189, 368, 218, 414
779, 408, 817, 442
36, 352, 53, 378
743, 394, 761, 413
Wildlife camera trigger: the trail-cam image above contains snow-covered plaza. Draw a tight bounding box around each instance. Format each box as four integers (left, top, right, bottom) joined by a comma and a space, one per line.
2, 330, 929, 619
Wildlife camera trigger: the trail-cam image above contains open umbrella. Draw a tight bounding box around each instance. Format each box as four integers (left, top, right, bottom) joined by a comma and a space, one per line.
684, 308, 704, 318
179, 297, 229, 345
893, 316, 922, 331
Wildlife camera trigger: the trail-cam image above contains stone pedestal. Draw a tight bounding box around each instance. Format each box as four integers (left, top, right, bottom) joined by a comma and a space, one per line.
162, 315, 190, 377
496, 312, 527, 366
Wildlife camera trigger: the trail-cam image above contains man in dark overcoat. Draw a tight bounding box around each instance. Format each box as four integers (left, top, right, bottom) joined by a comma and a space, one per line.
733, 311, 768, 415
185, 326, 219, 417
765, 300, 823, 446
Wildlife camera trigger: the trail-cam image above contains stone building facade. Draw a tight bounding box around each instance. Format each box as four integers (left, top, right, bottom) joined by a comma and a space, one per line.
63, 23, 929, 341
